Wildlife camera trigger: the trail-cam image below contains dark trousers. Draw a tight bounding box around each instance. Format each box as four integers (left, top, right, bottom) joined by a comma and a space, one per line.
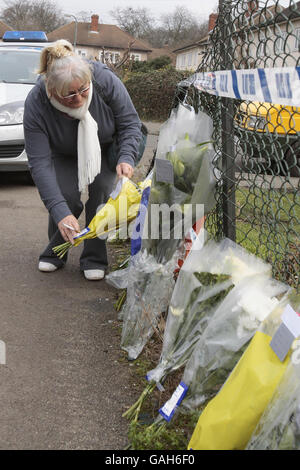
39, 153, 117, 271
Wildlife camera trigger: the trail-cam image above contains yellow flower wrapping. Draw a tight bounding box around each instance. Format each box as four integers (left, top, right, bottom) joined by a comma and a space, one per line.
53, 178, 151, 257
188, 330, 290, 450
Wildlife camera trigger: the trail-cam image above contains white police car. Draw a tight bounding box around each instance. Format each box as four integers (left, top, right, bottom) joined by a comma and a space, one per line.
0, 31, 50, 174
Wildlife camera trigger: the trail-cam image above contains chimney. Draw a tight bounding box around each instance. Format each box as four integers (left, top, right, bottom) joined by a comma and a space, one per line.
90, 14, 99, 33
208, 13, 218, 32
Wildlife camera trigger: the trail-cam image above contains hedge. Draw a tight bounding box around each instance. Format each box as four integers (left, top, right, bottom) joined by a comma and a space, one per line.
124, 66, 189, 122
130, 56, 173, 73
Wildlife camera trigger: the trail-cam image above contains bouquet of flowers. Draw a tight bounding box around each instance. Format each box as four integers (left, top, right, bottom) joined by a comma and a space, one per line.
246, 360, 300, 450
123, 231, 276, 422
188, 290, 300, 450
53, 177, 151, 258
119, 104, 218, 363
105, 171, 153, 315
180, 275, 289, 413
120, 249, 177, 361
165, 133, 211, 195
141, 103, 216, 264
147, 232, 274, 386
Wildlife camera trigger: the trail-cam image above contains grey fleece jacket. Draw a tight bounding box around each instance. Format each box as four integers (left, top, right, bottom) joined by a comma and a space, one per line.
23, 61, 142, 224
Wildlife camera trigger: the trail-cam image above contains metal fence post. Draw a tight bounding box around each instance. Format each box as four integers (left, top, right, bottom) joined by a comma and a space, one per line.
219, 0, 236, 241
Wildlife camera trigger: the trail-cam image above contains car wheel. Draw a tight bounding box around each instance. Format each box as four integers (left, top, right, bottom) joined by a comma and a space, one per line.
284, 140, 300, 177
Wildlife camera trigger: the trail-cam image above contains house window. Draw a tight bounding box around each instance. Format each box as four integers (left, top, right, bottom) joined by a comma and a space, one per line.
112, 52, 120, 64
181, 54, 186, 67
187, 52, 193, 67
99, 50, 121, 64
275, 31, 288, 53
108, 52, 120, 64
77, 49, 87, 57
130, 53, 141, 61
193, 51, 198, 66
294, 28, 300, 51
257, 32, 266, 57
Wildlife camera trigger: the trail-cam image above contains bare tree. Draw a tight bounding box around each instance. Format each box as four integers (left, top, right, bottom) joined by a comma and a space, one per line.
160, 6, 207, 47
0, 0, 65, 32
110, 6, 155, 39
100, 40, 136, 79
0, 0, 31, 30
109, 5, 208, 48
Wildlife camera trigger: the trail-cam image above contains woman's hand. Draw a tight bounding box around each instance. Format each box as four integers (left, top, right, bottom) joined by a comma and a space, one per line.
58, 215, 81, 245
116, 162, 134, 179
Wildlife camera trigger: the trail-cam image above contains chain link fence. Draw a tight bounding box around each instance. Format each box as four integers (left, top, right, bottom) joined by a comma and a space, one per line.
175, 0, 300, 290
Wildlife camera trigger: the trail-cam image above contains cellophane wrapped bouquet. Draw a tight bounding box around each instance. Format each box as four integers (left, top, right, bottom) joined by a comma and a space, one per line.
179, 275, 289, 413
188, 290, 300, 450
146, 231, 276, 387
123, 230, 285, 422
106, 172, 153, 316
141, 103, 216, 263
119, 104, 218, 361
53, 177, 151, 258
246, 360, 300, 450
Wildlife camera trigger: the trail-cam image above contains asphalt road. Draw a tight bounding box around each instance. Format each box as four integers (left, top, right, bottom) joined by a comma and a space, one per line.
0, 124, 160, 450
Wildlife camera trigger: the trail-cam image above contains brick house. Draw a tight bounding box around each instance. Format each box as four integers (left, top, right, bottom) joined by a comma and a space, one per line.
173, 36, 210, 71
240, 1, 300, 68
173, 13, 217, 71
174, 2, 300, 71
47, 14, 152, 63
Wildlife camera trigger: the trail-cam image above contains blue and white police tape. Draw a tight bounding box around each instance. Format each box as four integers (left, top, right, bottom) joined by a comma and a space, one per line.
185, 66, 300, 107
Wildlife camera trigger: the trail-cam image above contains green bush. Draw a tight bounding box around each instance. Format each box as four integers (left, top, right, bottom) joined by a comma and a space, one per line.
131, 56, 172, 73
124, 65, 188, 122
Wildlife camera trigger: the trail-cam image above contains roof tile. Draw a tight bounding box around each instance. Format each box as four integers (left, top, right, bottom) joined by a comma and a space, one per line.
48, 22, 152, 52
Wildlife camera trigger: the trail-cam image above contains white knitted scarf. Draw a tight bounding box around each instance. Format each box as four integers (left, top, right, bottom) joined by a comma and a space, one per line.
49, 81, 101, 193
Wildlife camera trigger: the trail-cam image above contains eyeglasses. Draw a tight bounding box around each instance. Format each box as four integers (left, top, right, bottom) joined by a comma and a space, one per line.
61, 85, 90, 100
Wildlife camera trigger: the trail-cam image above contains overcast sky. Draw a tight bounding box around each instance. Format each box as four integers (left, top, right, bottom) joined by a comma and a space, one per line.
0, 0, 293, 25
53, 0, 219, 24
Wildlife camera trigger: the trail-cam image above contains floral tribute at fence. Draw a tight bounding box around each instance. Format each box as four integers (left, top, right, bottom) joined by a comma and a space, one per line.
108, 96, 300, 449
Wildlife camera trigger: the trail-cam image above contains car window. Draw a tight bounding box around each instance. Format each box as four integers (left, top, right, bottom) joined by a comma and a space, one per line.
0, 50, 40, 85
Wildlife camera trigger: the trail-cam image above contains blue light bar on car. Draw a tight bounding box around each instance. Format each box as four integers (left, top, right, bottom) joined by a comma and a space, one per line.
3, 31, 48, 42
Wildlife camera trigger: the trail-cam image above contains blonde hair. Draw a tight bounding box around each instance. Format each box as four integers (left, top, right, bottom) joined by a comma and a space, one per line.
39, 39, 92, 97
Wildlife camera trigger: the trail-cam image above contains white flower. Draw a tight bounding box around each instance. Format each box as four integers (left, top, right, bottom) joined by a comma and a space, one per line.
235, 289, 279, 338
